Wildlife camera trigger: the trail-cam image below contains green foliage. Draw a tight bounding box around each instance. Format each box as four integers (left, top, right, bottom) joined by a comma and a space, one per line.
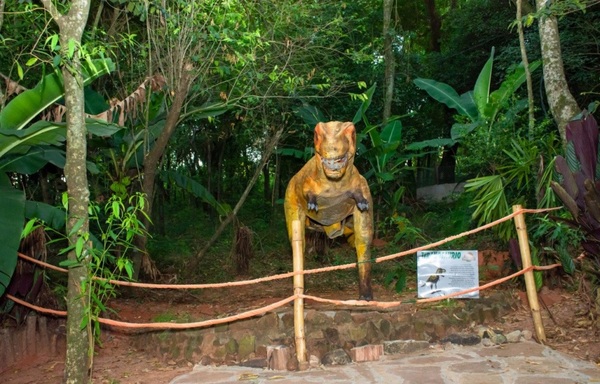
55, 193, 149, 344
531, 214, 581, 275
382, 214, 428, 248
0, 58, 115, 298
384, 264, 408, 294
415, 49, 549, 241
464, 135, 560, 241
161, 171, 229, 217
414, 49, 540, 147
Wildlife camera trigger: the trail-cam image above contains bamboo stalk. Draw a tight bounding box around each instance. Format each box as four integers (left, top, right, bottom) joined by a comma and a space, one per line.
512, 205, 547, 343
292, 220, 308, 369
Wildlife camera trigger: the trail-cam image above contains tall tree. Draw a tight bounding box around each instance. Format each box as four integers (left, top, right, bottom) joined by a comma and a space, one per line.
134, 1, 230, 278
40, 0, 92, 382
516, 0, 536, 137
536, 0, 580, 143
382, 0, 396, 124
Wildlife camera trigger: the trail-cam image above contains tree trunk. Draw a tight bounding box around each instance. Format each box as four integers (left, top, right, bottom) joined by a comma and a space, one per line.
41, 1, 92, 382
536, 0, 580, 144
424, 0, 442, 52
271, 151, 281, 208
263, 160, 271, 202
134, 62, 195, 279
517, 0, 536, 138
382, 0, 395, 124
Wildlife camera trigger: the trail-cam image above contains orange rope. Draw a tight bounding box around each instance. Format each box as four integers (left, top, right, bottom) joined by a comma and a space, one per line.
7, 206, 567, 331
16, 206, 562, 290
6, 294, 67, 317
6, 293, 296, 330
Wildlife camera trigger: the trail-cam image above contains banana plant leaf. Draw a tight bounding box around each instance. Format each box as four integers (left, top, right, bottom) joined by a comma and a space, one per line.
413, 78, 478, 121
487, 61, 540, 121
161, 170, 229, 216
473, 47, 494, 119
352, 84, 376, 125
0, 58, 115, 131
0, 118, 122, 172
0, 174, 25, 297
294, 104, 326, 127
25, 201, 66, 231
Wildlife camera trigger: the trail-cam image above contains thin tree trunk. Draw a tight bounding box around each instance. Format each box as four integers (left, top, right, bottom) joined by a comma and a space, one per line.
517, 0, 536, 138
40, 1, 92, 382
271, 151, 281, 207
382, 0, 395, 124
0, 0, 5, 32
216, 140, 226, 202
536, 0, 580, 144
135, 61, 195, 279
424, 0, 442, 52
263, 160, 270, 202
193, 127, 283, 263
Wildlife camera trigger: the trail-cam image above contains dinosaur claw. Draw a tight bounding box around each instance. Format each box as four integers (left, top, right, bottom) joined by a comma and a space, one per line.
357, 200, 369, 212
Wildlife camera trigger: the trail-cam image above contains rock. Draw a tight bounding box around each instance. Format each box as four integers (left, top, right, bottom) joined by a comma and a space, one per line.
238, 335, 256, 360
384, 340, 430, 355
309, 355, 321, 368
240, 358, 267, 368
349, 344, 384, 362
334, 311, 352, 324
505, 330, 522, 343
441, 333, 481, 346
225, 339, 238, 355
521, 330, 533, 341
476, 326, 507, 345
324, 327, 340, 346
321, 349, 352, 365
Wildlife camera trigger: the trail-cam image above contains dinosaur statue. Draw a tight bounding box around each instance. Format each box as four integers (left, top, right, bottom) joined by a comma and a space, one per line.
284, 121, 374, 300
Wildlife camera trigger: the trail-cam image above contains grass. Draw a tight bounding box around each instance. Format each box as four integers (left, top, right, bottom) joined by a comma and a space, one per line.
152, 311, 194, 323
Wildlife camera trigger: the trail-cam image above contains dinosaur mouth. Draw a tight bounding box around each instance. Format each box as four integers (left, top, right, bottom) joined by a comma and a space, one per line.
321, 153, 348, 173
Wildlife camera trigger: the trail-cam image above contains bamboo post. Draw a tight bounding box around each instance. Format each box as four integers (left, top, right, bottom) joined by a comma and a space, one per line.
512, 205, 547, 343
292, 220, 308, 370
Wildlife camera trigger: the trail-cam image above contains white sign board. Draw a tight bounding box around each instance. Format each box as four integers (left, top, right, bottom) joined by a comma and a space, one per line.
417, 250, 479, 299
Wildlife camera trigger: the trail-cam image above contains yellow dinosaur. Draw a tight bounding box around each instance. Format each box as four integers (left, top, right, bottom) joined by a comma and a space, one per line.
284, 121, 374, 300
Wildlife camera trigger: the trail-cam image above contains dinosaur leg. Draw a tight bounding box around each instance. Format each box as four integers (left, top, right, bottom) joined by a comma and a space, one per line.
284, 194, 307, 256
353, 205, 373, 300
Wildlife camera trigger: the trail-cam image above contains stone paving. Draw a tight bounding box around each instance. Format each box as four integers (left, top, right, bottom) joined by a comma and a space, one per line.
170, 341, 600, 384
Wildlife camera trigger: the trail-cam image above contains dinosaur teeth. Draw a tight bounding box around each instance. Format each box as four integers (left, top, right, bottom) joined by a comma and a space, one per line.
321, 154, 348, 171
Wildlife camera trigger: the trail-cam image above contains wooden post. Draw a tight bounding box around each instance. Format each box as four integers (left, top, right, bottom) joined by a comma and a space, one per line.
512, 205, 547, 343
292, 220, 308, 369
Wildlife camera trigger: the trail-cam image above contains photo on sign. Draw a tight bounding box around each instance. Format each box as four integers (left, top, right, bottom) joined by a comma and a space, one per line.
417, 250, 479, 299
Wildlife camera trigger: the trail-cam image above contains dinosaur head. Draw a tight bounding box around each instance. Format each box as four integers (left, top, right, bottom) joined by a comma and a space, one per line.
314, 121, 356, 180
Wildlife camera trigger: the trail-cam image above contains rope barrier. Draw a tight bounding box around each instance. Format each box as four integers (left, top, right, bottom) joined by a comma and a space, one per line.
5, 263, 565, 329
16, 206, 562, 289
6, 293, 296, 330
7, 206, 566, 331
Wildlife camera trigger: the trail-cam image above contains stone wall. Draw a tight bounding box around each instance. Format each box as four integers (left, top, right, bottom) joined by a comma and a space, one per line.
131, 292, 514, 366
0, 315, 65, 373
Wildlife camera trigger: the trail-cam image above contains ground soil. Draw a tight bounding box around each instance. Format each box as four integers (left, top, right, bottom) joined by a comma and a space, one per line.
3, 271, 600, 383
